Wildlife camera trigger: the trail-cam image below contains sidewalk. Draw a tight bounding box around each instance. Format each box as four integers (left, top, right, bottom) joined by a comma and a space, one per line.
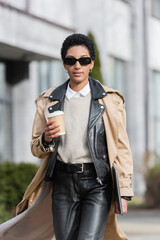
117, 209, 160, 240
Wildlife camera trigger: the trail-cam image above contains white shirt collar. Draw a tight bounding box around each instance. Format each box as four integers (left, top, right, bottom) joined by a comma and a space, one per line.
65, 82, 90, 100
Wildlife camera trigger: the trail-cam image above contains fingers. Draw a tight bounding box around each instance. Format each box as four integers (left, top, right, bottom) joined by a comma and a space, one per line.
122, 198, 128, 214
46, 120, 56, 127
115, 199, 128, 215
44, 120, 60, 142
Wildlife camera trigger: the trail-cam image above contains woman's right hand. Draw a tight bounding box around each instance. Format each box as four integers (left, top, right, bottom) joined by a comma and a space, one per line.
44, 120, 60, 143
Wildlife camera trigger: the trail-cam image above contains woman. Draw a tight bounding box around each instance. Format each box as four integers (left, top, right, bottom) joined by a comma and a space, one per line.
0, 33, 133, 240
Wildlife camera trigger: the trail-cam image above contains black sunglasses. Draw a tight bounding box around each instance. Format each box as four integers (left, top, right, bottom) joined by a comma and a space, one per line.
64, 57, 92, 66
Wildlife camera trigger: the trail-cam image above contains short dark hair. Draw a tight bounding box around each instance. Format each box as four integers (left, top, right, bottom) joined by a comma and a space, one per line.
61, 33, 96, 61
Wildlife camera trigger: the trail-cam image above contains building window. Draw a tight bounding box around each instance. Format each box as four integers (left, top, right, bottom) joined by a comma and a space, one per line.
108, 57, 127, 97
152, 0, 160, 20
0, 63, 12, 162
151, 70, 160, 155
38, 60, 67, 93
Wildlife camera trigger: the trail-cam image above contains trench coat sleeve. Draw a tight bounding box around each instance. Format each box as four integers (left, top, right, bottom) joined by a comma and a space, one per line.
114, 96, 133, 197
30, 97, 54, 159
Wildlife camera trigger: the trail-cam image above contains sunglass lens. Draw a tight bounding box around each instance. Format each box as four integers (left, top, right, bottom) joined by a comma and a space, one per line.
79, 58, 92, 65
64, 58, 76, 65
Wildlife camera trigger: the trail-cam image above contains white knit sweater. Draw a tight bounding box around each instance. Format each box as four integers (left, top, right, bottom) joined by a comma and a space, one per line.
57, 93, 92, 164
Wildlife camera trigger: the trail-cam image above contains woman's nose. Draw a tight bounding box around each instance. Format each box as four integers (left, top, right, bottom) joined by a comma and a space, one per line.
74, 61, 81, 68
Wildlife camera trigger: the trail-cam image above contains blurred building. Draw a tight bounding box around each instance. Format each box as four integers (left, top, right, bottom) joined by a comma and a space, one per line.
0, 0, 74, 163
0, 0, 160, 195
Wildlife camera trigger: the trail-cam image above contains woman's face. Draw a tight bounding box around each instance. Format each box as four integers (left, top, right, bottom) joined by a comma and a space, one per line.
63, 45, 94, 91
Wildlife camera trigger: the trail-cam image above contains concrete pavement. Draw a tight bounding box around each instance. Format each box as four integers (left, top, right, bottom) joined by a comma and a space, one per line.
117, 209, 160, 240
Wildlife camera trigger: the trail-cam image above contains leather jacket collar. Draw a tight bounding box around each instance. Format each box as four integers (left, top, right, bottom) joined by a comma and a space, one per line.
48, 77, 107, 101
89, 78, 107, 99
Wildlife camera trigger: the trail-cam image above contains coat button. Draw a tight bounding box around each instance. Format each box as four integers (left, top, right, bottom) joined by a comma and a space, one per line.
36, 139, 40, 147
101, 106, 104, 109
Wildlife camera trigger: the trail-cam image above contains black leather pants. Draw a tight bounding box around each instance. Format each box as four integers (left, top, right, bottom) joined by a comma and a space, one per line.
52, 161, 113, 240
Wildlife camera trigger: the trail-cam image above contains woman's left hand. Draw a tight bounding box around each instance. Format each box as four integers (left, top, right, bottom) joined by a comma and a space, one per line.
115, 198, 128, 215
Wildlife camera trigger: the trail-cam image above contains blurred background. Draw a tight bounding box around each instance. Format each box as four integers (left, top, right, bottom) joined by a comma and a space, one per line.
0, 0, 160, 239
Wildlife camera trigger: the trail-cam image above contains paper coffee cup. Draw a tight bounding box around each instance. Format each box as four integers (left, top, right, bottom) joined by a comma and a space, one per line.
47, 111, 65, 135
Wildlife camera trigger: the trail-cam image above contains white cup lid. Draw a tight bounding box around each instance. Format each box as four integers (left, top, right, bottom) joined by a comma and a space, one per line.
47, 110, 64, 118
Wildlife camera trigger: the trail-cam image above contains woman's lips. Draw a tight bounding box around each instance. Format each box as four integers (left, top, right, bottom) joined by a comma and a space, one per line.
73, 72, 83, 77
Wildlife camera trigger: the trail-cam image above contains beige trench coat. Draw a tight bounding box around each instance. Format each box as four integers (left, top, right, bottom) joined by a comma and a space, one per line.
0, 84, 133, 240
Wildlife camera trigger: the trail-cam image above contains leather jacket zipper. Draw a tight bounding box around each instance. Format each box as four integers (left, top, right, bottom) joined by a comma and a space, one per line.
96, 177, 103, 185
88, 135, 103, 185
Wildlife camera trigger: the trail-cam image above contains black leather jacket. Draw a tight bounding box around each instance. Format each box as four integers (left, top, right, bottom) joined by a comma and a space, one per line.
44, 78, 111, 184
